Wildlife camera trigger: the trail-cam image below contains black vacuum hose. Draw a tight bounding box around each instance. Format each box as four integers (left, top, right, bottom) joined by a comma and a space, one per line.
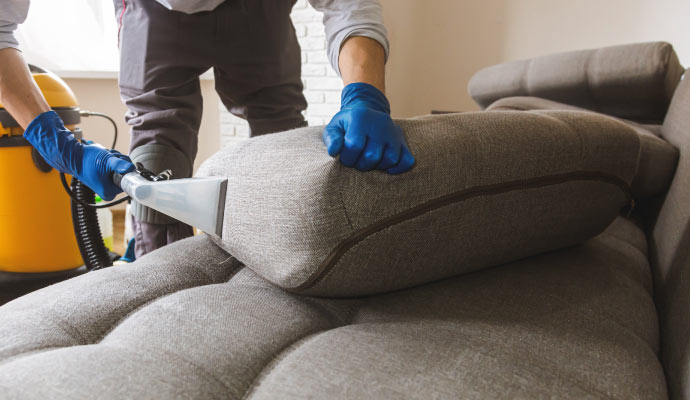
69, 177, 112, 270
55, 114, 129, 271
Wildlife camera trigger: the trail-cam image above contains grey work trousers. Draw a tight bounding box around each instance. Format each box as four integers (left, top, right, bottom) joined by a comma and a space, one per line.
114, 0, 307, 258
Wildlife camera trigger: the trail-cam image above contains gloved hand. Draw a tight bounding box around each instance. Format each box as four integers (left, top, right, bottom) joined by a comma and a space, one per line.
323, 82, 415, 174
24, 111, 135, 200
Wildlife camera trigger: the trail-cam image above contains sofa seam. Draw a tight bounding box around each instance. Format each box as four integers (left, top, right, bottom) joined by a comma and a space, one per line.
336, 164, 355, 232
0, 254, 239, 366
241, 300, 360, 399
38, 310, 90, 346
0, 346, 68, 369
118, 340, 233, 396
542, 286, 658, 357
630, 121, 645, 196
305, 175, 631, 292
96, 255, 238, 343
95, 289, 203, 343
241, 331, 324, 400
599, 230, 648, 261
223, 256, 245, 282
584, 49, 601, 112
419, 321, 622, 400
522, 58, 533, 97
596, 233, 654, 295
293, 172, 633, 292
660, 43, 673, 101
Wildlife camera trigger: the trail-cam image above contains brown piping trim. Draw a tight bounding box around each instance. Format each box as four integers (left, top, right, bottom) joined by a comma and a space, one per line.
292, 171, 632, 291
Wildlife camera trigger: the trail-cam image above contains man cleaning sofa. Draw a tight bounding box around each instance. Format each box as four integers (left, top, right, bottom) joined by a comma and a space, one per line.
0, 41, 688, 399
0, 0, 414, 259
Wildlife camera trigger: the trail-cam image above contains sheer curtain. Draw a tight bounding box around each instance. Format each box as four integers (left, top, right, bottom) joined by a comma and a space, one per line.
16, 0, 119, 73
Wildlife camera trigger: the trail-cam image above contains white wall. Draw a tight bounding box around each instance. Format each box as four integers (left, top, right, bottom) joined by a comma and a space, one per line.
381, 0, 690, 118
381, 1, 508, 117
499, 0, 690, 63
39, 1, 689, 167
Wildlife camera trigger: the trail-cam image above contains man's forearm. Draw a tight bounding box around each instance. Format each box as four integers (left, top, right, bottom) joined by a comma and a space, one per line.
0, 48, 50, 129
338, 36, 386, 93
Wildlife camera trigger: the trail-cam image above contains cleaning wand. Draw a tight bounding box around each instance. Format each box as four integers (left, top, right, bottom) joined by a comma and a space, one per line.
113, 168, 227, 237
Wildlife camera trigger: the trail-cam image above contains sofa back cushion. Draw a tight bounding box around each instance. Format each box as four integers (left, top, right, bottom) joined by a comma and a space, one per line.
468, 42, 684, 123
650, 70, 690, 399
485, 96, 678, 198
197, 110, 679, 297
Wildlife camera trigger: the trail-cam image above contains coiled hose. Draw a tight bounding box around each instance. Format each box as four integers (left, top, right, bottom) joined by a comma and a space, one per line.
58, 111, 128, 271
68, 177, 112, 271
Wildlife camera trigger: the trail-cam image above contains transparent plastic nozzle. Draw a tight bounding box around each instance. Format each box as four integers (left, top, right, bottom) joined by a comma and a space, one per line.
119, 173, 227, 237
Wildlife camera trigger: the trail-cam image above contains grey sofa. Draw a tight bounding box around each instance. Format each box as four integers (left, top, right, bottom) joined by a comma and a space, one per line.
1, 42, 688, 399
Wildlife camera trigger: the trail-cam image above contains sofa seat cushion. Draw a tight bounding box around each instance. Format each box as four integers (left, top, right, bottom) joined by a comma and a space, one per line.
0, 217, 665, 399
194, 111, 677, 297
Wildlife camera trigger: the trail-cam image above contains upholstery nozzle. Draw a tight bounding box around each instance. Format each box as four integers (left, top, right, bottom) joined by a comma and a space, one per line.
114, 166, 227, 237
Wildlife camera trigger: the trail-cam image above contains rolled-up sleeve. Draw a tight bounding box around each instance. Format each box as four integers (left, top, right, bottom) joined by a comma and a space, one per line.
0, 0, 30, 50
307, 0, 390, 77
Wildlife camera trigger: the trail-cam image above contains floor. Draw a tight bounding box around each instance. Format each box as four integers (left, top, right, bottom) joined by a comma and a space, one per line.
112, 209, 126, 255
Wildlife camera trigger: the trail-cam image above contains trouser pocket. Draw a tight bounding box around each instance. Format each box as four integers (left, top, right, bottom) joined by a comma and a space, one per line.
115, 0, 182, 91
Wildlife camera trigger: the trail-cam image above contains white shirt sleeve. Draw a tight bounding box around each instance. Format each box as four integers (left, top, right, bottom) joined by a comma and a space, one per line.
0, 0, 30, 50
307, 0, 390, 77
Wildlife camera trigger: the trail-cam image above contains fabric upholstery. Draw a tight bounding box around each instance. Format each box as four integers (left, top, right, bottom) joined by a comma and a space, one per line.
0, 218, 665, 399
0, 235, 238, 363
649, 70, 690, 399
486, 96, 679, 199
468, 42, 684, 122
486, 96, 664, 136
197, 111, 647, 297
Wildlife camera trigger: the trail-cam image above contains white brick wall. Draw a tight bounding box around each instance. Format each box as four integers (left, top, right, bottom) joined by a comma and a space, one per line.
219, 0, 343, 147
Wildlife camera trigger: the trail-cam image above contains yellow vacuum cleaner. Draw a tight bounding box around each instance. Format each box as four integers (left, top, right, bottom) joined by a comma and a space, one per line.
0, 65, 84, 273
0, 65, 227, 276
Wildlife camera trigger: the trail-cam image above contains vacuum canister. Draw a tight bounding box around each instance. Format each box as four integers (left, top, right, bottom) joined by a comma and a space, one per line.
0, 65, 83, 273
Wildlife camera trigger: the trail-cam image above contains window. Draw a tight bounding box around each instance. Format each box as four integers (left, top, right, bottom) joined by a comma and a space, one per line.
16, 0, 119, 74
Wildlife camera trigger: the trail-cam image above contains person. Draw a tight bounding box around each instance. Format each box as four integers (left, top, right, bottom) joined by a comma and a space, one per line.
0, 0, 415, 259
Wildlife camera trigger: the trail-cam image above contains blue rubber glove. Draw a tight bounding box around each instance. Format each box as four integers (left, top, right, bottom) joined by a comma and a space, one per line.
323, 82, 415, 174
24, 111, 135, 200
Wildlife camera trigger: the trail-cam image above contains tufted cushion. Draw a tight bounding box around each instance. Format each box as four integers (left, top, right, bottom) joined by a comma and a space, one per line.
196, 111, 676, 297
0, 218, 666, 399
485, 96, 679, 199
468, 42, 684, 122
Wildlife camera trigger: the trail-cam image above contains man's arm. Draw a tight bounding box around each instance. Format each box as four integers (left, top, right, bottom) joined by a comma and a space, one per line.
0, 46, 134, 199
338, 36, 385, 93
0, 48, 50, 128
308, 0, 390, 79
0, 1, 135, 199
309, 0, 414, 173
0, 0, 46, 128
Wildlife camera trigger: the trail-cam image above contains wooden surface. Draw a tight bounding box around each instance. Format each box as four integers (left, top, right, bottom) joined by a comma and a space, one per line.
112, 209, 126, 255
